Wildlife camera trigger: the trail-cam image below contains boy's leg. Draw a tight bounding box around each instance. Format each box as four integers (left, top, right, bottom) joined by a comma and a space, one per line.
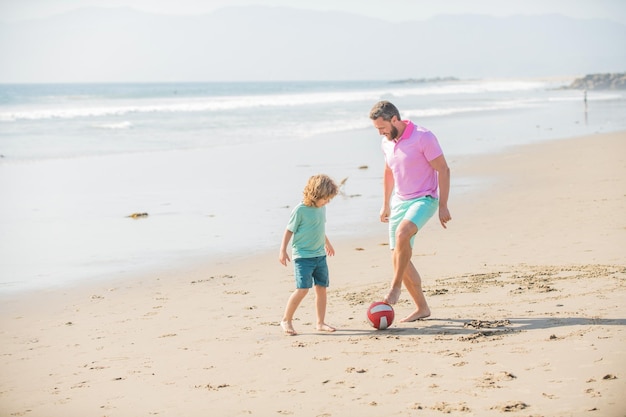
282, 288, 308, 335
314, 285, 335, 332
282, 257, 316, 335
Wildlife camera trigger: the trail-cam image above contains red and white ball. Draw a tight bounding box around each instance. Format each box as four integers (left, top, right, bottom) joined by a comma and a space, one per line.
367, 301, 395, 330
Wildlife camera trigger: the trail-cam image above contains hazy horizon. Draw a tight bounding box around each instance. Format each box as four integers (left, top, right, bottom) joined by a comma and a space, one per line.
1, 4, 625, 83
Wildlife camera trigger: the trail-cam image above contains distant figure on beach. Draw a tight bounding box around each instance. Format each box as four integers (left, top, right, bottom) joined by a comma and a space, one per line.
369, 100, 452, 322
279, 174, 339, 335
583, 89, 589, 125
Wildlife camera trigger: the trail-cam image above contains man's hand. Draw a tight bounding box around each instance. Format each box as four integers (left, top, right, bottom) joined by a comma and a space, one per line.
380, 206, 390, 223
439, 206, 452, 228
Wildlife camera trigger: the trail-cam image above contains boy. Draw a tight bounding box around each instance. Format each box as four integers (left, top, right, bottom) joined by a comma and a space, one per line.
279, 174, 339, 336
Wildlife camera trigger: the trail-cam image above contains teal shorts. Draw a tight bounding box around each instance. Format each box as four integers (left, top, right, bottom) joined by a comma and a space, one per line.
293, 256, 329, 289
389, 195, 438, 250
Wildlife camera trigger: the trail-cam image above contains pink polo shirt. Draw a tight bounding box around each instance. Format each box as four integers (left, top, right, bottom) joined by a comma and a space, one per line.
381, 120, 443, 200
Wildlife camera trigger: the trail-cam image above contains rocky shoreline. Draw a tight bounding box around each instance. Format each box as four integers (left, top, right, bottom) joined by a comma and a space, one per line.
390, 73, 625, 90
563, 72, 626, 90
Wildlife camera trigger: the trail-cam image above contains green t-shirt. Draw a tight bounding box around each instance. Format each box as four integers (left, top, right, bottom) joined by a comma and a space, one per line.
286, 203, 326, 259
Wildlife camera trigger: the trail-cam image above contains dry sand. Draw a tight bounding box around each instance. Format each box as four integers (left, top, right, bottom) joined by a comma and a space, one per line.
1, 131, 625, 417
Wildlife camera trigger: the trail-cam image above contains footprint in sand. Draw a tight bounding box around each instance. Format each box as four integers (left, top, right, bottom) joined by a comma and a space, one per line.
491, 401, 528, 411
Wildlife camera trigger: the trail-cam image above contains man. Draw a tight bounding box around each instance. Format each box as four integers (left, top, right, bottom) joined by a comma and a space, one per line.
369, 100, 451, 322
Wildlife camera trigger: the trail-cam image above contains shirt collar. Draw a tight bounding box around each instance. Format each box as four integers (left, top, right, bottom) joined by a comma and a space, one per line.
396, 120, 414, 142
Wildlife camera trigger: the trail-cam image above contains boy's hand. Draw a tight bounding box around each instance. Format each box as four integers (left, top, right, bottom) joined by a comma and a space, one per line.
279, 251, 290, 266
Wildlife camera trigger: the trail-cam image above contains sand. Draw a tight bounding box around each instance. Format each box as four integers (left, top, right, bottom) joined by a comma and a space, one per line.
1, 131, 625, 417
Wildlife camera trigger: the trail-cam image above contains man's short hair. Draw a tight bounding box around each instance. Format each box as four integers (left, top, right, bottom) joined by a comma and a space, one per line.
369, 100, 401, 121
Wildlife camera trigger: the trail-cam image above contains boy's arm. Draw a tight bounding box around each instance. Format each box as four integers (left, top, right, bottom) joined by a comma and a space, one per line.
279, 229, 293, 266
325, 235, 335, 257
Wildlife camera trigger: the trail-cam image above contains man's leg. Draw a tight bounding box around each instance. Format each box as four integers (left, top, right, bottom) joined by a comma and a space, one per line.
400, 261, 431, 322
384, 220, 417, 304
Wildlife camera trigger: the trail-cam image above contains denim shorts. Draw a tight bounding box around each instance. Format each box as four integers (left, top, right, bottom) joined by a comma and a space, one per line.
293, 256, 329, 289
389, 195, 438, 249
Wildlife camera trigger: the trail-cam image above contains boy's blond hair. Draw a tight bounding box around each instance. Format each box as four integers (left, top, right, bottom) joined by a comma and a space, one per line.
302, 174, 339, 207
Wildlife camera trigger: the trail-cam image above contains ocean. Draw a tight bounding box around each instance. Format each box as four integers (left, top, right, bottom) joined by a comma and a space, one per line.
1, 78, 625, 292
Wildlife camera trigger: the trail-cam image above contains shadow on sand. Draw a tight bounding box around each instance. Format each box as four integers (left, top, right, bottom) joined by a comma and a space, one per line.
322, 317, 626, 337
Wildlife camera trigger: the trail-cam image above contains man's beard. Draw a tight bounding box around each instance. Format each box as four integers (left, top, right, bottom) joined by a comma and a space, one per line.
386, 125, 399, 141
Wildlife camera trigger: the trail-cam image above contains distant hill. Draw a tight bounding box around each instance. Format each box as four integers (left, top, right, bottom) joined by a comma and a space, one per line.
0, 6, 625, 82
390, 77, 460, 84
563, 73, 626, 90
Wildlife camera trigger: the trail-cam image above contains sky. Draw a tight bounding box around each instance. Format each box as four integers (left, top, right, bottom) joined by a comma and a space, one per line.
1, 0, 626, 23
1, 0, 624, 82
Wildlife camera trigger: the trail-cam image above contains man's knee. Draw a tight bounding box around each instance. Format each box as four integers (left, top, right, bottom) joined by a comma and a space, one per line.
396, 221, 417, 243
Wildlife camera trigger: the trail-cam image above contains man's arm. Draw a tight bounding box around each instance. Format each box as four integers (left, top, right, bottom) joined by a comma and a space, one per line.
429, 155, 452, 228
380, 163, 395, 222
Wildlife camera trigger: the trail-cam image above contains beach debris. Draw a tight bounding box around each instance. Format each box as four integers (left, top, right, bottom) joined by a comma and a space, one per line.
195, 383, 230, 391
358, 165, 368, 169
337, 176, 361, 198
477, 371, 517, 388
491, 401, 529, 412
463, 319, 511, 329
191, 274, 233, 284
127, 212, 148, 219
431, 402, 471, 413
459, 328, 515, 342
338, 177, 349, 196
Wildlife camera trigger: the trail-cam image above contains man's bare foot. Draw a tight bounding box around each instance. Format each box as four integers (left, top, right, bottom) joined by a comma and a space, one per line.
400, 309, 431, 323
383, 287, 401, 305
281, 320, 297, 336
316, 323, 336, 332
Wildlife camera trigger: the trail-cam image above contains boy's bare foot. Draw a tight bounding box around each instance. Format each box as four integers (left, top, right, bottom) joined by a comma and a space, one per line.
383, 287, 401, 305
281, 320, 297, 336
400, 309, 431, 323
316, 323, 336, 332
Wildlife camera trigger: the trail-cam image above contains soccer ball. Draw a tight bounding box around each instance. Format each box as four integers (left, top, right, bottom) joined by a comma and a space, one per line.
367, 301, 395, 330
